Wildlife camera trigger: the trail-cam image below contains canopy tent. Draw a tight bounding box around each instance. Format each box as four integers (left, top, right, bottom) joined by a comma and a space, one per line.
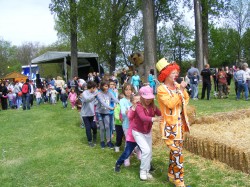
1, 71, 28, 82
31, 51, 103, 81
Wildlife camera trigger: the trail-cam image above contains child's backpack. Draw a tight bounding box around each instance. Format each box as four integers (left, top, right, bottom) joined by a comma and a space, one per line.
22, 83, 29, 94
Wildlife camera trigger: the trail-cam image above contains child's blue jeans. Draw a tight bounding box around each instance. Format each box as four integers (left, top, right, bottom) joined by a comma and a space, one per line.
116, 141, 137, 165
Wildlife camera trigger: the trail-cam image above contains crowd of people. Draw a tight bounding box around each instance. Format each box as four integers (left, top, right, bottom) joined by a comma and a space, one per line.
185, 62, 250, 101
0, 60, 194, 186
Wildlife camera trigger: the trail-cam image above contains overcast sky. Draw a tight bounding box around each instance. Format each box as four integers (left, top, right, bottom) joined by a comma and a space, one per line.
0, 0, 58, 46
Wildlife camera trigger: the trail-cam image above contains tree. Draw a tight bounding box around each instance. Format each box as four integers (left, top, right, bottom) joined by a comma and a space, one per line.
143, 0, 157, 81
69, 0, 78, 78
182, 0, 231, 70
209, 26, 239, 67
119, 16, 144, 68
49, 0, 78, 79
228, 0, 250, 63
0, 39, 21, 77
194, 0, 204, 70
77, 0, 138, 74
242, 28, 250, 63
157, 22, 194, 63
16, 42, 41, 66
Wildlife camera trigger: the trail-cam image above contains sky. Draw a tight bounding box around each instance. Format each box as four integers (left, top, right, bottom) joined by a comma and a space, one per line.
0, 0, 58, 46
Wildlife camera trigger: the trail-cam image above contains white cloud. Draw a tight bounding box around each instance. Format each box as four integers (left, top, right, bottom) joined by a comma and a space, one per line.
0, 0, 58, 46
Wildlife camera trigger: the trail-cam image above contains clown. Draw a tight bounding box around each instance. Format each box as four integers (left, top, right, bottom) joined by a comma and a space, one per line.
156, 58, 191, 187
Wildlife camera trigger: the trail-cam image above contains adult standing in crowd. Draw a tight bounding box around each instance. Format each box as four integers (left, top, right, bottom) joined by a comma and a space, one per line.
131, 70, 140, 93
212, 68, 219, 92
148, 69, 156, 94
22, 79, 31, 110
200, 64, 213, 100
120, 68, 128, 87
225, 66, 233, 87
29, 80, 35, 107
187, 64, 200, 99
217, 68, 228, 98
243, 63, 250, 94
233, 66, 240, 95
93, 72, 101, 87
49, 78, 55, 88
13, 80, 22, 109
235, 64, 248, 101
156, 58, 190, 187
0, 81, 8, 110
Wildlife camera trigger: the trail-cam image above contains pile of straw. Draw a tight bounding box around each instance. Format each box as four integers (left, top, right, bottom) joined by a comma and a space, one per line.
194, 109, 250, 124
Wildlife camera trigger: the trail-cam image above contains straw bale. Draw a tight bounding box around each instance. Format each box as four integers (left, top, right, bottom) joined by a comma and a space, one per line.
183, 112, 250, 174
186, 105, 196, 125
191, 118, 250, 152
194, 108, 250, 124
184, 134, 250, 174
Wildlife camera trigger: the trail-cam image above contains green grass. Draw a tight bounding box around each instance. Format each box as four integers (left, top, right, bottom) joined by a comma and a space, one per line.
189, 84, 250, 117
0, 94, 250, 186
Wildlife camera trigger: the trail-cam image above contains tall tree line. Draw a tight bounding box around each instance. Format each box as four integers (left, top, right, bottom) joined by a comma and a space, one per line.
1, 0, 250, 79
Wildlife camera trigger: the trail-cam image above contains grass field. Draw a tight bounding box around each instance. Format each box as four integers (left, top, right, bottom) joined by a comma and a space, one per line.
0, 89, 250, 187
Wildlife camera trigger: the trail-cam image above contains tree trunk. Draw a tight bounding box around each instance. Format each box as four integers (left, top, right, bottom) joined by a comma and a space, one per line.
70, 0, 78, 79
194, 0, 204, 72
143, 0, 157, 84
201, 0, 209, 66
109, 37, 117, 74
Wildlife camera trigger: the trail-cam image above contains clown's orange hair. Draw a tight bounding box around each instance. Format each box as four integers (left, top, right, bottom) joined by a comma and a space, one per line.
158, 63, 180, 82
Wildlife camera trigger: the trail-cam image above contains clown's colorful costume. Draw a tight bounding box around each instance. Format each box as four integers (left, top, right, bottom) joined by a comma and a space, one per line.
156, 58, 190, 187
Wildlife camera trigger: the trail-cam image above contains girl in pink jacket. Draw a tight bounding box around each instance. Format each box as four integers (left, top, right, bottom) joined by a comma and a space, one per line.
131, 86, 161, 181
68, 88, 77, 109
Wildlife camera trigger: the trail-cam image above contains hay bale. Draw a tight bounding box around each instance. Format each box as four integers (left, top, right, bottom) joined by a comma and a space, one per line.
186, 105, 196, 125
194, 109, 250, 125
184, 134, 250, 174
187, 113, 250, 174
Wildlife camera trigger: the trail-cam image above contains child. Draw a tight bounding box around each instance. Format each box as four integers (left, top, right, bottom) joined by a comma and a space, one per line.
68, 88, 77, 109
42, 85, 48, 103
114, 93, 125, 152
81, 81, 99, 147
50, 86, 58, 104
119, 83, 134, 138
34, 88, 42, 105
60, 89, 68, 108
96, 80, 119, 149
131, 86, 161, 180
7, 90, 14, 109
75, 91, 84, 128
108, 79, 118, 139
114, 94, 141, 172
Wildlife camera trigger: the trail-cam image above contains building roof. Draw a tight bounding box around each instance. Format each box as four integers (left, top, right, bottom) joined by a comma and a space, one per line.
31, 51, 98, 65
2, 71, 28, 79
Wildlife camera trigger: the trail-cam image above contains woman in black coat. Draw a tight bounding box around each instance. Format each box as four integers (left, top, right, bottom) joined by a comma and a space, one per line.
0, 82, 8, 110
